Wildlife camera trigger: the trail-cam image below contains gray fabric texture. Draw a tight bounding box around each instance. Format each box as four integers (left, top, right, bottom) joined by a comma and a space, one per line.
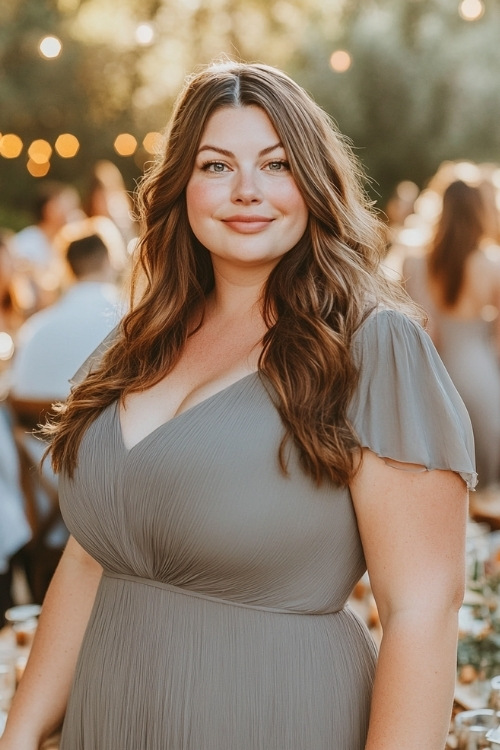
58, 309, 476, 750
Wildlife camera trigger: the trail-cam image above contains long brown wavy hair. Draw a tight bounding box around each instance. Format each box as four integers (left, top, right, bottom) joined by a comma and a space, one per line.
428, 179, 486, 307
45, 61, 409, 485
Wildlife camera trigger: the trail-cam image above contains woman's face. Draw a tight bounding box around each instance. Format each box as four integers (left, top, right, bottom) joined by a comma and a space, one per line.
186, 105, 309, 278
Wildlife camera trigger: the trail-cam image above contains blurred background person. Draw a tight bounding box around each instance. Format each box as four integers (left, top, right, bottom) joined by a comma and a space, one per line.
56, 214, 132, 300
403, 179, 500, 488
10, 229, 124, 401
382, 180, 421, 279
12, 180, 83, 314
0, 230, 23, 341
83, 159, 138, 249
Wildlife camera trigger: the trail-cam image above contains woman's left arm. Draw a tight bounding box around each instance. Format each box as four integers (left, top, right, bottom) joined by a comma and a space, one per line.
350, 449, 468, 750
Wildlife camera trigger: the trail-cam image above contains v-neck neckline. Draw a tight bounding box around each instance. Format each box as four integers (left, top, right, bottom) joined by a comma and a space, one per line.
114, 371, 260, 454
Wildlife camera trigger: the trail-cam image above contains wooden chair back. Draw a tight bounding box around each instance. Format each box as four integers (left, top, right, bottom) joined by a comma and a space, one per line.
6, 396, 64, 602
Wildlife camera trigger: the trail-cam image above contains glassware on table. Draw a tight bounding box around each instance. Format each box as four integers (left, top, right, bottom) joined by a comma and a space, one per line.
5, 604, 41, 647
455, 708, 499, 749
487, 712, 500, 747
4, 604, 41, 627
12, 617, 38, 648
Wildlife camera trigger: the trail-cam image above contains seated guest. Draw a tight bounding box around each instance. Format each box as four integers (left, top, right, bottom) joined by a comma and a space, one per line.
11, 231, 124, 401
0, 230, 23, 339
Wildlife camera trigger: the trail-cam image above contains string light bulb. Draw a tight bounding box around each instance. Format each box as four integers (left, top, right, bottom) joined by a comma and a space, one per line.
27, 159, 51, 177
55, 133, 80, 158
114, 133, 137, 156
0, 332, 14, 361
329, 50, 352, 73
28, 139, 52, 164
459, 0, 485, 21
39, 36, 63, 58
135, 23, 155, 45
0, 134, 23, 158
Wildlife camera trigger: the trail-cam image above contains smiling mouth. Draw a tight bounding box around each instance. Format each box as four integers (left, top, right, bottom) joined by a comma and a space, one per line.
221, 216, 274, 233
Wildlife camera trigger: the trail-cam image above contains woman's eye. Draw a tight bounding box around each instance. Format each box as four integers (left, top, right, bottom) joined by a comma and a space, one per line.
201, 161, 228, 173
267, 160, 290, 172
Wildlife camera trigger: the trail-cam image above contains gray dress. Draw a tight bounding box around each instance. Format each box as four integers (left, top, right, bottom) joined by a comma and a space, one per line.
58, 309, 476, 750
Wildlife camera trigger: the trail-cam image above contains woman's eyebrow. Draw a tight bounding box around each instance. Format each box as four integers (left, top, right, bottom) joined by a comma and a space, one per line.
196, 142, 284, 157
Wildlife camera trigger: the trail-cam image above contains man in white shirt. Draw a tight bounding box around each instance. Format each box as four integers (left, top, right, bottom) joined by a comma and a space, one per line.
11, 232, 123, 400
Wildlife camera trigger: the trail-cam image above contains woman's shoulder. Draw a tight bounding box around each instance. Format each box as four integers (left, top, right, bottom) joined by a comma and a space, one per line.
353, 305, 424, 344
348, 305, 477, 489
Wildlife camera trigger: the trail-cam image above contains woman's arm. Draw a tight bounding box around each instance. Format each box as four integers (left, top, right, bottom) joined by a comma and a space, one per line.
0, 536, 102, 749
350, 449, 468, 750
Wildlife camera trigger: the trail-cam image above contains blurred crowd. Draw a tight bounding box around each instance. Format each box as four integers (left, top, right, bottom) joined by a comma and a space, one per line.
0, 160, 136, 621
1, 155, 500, 619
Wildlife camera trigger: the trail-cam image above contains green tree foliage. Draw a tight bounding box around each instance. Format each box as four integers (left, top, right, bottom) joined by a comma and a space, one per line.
291, 0, 500, 204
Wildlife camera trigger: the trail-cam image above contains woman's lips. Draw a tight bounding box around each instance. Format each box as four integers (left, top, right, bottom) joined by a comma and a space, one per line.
221, 215, 274, 233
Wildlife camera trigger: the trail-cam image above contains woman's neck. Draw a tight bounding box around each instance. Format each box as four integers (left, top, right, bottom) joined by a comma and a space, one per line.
207, 274, 266, 322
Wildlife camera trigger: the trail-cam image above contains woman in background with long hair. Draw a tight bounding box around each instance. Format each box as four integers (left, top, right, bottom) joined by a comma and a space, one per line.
404, 179, 500, 488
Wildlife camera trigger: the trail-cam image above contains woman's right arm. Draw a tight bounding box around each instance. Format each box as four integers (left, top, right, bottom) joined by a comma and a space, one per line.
0, 535, 102, 749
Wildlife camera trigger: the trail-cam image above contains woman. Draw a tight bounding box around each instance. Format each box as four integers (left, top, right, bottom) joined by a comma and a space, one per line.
0, 62, 474, 750
404, 179, 500, 488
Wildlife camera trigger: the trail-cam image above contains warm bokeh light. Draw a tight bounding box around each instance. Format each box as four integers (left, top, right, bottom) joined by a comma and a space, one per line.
39, 35, 63, 58
27, 159, 51, 177
0, 134, 23, 158
491, 169, 500, 190
28, 139, 52, 164
454, 160, 482, 183
413, 189, 442, 224
329, 50, 352, 73
142, 131, 162, 154
54, 133, 80, 157
114, 133, 137, 156
135, 23, 155, 45
459, 0, 485, 21
0, 332, 15, 361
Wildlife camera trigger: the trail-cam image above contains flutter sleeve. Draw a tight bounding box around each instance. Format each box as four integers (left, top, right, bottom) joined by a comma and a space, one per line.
69, 324, 122, 388
347, 308, 478, 490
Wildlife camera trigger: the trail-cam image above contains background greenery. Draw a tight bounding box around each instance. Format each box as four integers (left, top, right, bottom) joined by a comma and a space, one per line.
1, 0, 500, 228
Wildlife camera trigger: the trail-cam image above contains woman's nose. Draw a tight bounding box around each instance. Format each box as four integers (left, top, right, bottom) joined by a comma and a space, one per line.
231, 169, 262, 203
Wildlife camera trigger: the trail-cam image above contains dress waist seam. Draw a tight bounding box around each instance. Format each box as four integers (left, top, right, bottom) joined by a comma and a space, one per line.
102, 570, 344, 616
